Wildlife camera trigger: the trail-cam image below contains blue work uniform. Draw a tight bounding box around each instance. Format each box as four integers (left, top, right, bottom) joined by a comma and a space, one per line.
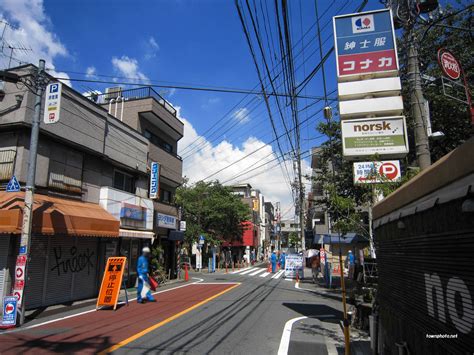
270, 253, 277, 273
348, 252, 355, 265
280, 253, 286, 269
137, 255, 155, 302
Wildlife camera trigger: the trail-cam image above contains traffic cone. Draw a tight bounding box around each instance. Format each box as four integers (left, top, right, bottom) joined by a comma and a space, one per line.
267, 262, 271, 272
184, 263, 189, 282
296, 272, 300, 285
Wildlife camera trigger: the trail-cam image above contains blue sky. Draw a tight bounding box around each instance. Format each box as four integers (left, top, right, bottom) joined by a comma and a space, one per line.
1, 0, 453, 217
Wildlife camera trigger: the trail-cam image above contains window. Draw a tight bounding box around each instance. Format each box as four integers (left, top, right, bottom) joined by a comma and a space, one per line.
313, 212, 325, 225
290, 223, 300, 228
113, 170, 135, 193
160, 188, 172, 203
144, 130, 173, 154
280, 223, 286, 227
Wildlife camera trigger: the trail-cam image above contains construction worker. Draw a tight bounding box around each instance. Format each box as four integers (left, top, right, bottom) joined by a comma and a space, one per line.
270, 251, 277, 273
280, 252, 286, 270
137, 247, 156, 304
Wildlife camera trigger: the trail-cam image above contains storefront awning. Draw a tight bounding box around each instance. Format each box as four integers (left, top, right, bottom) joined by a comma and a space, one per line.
0, 192, 119, 237
119, 228, 155, 239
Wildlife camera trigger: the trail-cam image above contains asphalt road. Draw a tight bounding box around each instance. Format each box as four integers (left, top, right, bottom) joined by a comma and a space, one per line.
0, 266, 351, 355
114, 266, 346, 355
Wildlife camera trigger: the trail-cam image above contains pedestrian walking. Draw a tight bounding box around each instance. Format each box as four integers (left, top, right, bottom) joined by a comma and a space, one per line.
310, 254, 320, 284
347, 250, 355, 279
137, 247, 156, 304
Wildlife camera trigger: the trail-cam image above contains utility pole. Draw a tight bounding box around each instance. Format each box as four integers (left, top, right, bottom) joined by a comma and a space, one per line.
408, 38, 431, 170
19, 59, 46, 325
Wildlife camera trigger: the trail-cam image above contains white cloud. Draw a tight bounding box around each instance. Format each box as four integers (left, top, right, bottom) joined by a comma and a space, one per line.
177, 107, 309, 215
144, 36, 159, 60
85, 66, 96, 78
0, 0, 70, 85
232, 107, 250, 124
111, 55, 149, 84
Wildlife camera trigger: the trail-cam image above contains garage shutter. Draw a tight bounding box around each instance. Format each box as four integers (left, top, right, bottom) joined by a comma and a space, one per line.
25, 235, 49, 309
71, 237, 99, 300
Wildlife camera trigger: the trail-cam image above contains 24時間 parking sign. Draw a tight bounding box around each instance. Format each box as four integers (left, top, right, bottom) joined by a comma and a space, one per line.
333, 9, 398, 79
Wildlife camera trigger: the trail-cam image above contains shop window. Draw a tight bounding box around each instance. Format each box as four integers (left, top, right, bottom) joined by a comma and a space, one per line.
113, 170, 135, 193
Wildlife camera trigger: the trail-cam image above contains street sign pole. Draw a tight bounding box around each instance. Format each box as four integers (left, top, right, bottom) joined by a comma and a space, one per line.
18, 59, 45, 325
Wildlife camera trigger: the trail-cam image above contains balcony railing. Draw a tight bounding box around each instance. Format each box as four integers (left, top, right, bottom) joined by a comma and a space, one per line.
97, 87, 177, 117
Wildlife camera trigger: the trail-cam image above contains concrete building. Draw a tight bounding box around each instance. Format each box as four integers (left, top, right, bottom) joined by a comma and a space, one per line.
0, 64, 183, 311
280, 218, 301, 249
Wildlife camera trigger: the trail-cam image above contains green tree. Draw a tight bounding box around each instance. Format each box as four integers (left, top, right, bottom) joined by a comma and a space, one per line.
175, 180, 250, 247
288, 231, 300, 248
398, 2, 474, 163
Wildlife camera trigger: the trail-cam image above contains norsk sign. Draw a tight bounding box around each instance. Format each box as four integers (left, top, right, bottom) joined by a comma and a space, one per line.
341, 116, 409, 159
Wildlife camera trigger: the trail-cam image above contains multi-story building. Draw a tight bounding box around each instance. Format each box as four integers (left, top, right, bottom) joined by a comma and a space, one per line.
98, 86, 184, 276
0, 64, 183, 311
280, 218, 301, 249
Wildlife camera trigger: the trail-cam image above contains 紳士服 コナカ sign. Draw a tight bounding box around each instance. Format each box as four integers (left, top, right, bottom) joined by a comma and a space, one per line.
120, 203, 146, 221
2, 296, 18, 328
333, 9, 398, 80
341, 116, 409, 159
353, 160, 401, 184
43, 82, 62, 124
96, 257, 126, 310
149, 162, 160, 199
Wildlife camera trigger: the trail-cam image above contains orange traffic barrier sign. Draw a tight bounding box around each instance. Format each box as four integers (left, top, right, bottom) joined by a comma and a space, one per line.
96, 257, 127, 310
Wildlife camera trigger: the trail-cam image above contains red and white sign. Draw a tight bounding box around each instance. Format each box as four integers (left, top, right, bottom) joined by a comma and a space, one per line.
438, 49, 461, 80
320, 248, 326, 263
353, 160, 401, 184
13, 255, 27, 306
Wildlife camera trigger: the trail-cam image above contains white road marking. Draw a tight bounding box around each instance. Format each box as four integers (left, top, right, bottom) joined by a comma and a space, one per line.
260, 272, 271, 278
272, 270, 285, 279
1, 278, 206, 335
277, 316, 307, 355
230, 267, 252, 274
249, 268, 266, 276
239, 267, 258, 275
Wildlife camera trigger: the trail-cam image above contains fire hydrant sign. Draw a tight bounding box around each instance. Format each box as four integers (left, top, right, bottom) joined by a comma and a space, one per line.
333, 9, 398, 79
96, 257, 126, 310
43, 82, 62, 124
353, 160, 401, 184
1, 296, 18, 328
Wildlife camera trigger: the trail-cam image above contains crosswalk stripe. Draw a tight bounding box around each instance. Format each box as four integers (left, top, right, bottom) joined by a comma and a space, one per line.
260, 272, 270, 278
240, 267, 258, 275
249, 268, 266, 276
271, 270, 285, 279
231, 267, 252, 274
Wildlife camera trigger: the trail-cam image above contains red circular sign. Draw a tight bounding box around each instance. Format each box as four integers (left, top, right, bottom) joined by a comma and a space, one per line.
5, 303, 14, 314
379, 162, 399, 180
438, 49, 461, 80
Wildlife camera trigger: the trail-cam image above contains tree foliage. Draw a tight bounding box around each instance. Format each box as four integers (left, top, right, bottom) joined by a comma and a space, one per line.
174, 180, 250, 247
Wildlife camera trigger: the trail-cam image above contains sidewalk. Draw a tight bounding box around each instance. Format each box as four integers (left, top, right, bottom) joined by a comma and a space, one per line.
19, 278, 185, 326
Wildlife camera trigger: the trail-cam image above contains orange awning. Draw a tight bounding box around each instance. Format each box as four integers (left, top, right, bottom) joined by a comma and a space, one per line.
0, 192, 120, 237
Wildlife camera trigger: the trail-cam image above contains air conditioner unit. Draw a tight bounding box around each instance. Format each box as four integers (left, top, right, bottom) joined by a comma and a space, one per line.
104, 86, 122, 101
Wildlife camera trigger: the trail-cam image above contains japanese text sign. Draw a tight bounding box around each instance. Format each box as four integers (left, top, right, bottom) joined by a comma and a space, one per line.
333, 9, 398, 79
2, 296, 18, 328
43, 82, 62, 124
96, 257, 126, 310
353, 160, 401, 184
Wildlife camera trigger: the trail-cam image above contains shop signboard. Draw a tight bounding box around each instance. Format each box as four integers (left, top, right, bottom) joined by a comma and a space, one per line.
96, 257, 127, 310
120, 203, 146, 221
149, 162, 160, 199
12, 255, 27, 306
353, 160, 401, 184
1, 296, 18, 328
156, 213, 176, 229
341, 116, 409, 159
43, 82, 62, 124
284, 254, 304, 279
333, 9, 398, 80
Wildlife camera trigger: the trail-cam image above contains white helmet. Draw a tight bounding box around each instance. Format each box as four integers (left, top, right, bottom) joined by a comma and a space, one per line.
142, 247, 151, 253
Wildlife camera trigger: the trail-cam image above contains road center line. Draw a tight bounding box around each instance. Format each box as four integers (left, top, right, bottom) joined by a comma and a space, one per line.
99, 283, 240, 354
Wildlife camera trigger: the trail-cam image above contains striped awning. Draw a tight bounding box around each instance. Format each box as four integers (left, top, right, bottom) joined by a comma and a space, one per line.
119, 228, 155, 239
